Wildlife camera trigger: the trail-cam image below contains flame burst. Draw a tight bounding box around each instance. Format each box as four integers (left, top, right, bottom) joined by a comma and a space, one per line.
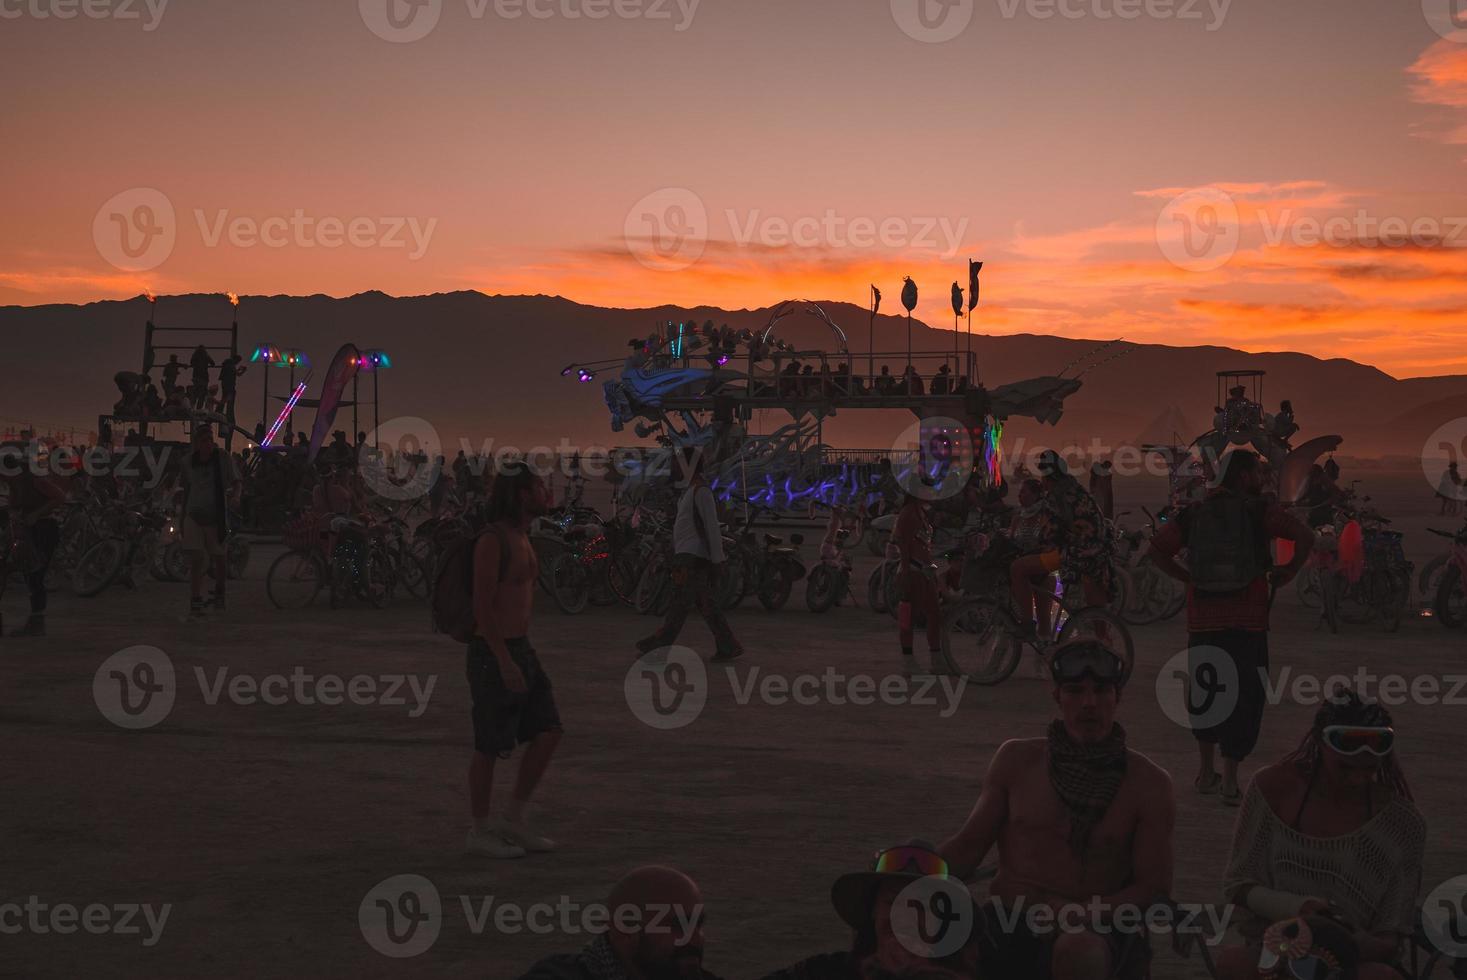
226, 291, 240, 307
144, 290, 157, 304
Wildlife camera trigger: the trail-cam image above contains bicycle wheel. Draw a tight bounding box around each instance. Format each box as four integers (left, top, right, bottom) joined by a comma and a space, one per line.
363, 548, 394, 608
805, 564, 839, 613
1436, 565, 1467, 628
938, 600, 1023, 685
266, 549, 326, 610
883, 563, 904, 619
1120, 560, 1165, 626
607, 550, 641, 606
549, 553, 590, 615
1378, 568, 1407, 633
1057, 607, 1135, 687
758, 569, 792, 610
867, 563, 890, 614
395, 549, 431, 600
634, 554, 669, 615
1418, 553, 1448, 604
73, 538, 126, 597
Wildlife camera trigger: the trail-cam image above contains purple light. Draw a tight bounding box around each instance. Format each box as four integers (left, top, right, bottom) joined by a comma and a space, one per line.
578, 369, 595, 383
716, 354, 729, 366
262, 378, 309, 448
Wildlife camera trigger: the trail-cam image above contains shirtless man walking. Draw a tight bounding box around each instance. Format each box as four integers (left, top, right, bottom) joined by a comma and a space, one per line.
940, 640, 1176, 979
465, 463, 563, 859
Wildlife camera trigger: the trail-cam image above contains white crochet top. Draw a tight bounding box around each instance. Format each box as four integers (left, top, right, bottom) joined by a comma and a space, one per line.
1223, 781, 1425, 934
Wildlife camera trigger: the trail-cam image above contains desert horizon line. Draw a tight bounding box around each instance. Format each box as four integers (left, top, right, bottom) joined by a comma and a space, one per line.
4, 287, 1462, 384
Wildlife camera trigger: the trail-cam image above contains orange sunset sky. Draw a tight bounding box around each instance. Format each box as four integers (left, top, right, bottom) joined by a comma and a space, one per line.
3, 0, 1467, 377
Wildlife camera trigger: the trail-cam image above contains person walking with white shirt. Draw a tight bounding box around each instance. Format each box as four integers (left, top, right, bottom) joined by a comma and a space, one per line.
635, 448, 744, 662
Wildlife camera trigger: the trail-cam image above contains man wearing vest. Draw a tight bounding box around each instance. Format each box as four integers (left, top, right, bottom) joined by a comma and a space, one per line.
636, 448, 743, 662
1149, 450, 1313, 806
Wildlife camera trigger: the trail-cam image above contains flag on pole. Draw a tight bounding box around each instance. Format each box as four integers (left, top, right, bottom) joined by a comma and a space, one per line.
872, 285, 882, 314
968, 260, 983, 313
951, 283, 964, 317
901, 277, 917, 312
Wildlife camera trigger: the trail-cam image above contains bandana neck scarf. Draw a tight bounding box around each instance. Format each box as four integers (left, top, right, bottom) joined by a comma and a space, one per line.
582, 935, 631, 980
1047, 719, 1129, 856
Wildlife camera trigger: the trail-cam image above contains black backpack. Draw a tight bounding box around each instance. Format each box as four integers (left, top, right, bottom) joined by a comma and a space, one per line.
1183, 493, 1269, 594
431, 523, 510, 641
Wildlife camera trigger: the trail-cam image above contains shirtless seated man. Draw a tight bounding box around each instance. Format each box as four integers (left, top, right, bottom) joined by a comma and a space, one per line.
939, 640, 1176, 980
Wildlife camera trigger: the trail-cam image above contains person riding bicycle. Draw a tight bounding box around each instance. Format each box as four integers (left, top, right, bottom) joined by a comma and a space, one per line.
1012, 451, 1114, 637
1005, 478, 1062, 670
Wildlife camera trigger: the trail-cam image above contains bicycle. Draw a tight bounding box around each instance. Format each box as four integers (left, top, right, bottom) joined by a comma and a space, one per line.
937, 534, 1136, 686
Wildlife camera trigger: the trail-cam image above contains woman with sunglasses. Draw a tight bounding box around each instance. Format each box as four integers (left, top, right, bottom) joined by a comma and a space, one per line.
1214, 689, 1425, 980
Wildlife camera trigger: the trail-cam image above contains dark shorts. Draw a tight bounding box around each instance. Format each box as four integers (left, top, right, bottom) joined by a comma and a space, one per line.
467, 637, 562, 758
979, 902, 1153, 980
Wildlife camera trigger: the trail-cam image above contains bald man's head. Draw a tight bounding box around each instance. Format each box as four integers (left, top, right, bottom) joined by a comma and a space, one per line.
604, 866, 706, 980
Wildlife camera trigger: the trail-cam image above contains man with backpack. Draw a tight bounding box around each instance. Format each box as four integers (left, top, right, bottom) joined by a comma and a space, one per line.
449, 462, 563, 859
1148, 450, 1313, 806
178, 425, 241, 619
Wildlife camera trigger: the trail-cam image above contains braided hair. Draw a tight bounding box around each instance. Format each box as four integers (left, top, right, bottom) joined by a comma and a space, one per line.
1280, 685, 1413, 802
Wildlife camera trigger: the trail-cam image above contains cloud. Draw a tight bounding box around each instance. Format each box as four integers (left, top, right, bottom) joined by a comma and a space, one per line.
1408, 40, 1467, 147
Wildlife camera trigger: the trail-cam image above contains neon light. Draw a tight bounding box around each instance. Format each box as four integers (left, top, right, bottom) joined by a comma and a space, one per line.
262, 377, 309, 448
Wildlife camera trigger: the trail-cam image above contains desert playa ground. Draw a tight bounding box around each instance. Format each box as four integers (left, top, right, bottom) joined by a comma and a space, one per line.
2, 469, 1464, 979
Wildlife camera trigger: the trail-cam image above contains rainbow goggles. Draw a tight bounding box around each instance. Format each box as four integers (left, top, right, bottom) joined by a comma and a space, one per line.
1258, 918, 1347, 979
1321, 725, 1395, 757
870, 846, 952, 879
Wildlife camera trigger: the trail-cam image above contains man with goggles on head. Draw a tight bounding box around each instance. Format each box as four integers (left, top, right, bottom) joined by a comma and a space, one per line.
1214, 687, 1424, 980
938, 640, 1176, 980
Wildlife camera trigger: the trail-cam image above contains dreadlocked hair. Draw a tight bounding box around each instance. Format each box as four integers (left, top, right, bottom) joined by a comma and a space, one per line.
1280, 684, 1413, 802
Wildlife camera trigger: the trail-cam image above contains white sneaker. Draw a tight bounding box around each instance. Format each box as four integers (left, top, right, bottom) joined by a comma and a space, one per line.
490, 816, 557, 853
465, 827, 526, 859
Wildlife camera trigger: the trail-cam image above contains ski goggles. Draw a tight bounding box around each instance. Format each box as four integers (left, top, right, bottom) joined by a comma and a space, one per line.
1050, 641, 1127, 687
870, 846, 951, 879
1321, 725, 1394, 757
